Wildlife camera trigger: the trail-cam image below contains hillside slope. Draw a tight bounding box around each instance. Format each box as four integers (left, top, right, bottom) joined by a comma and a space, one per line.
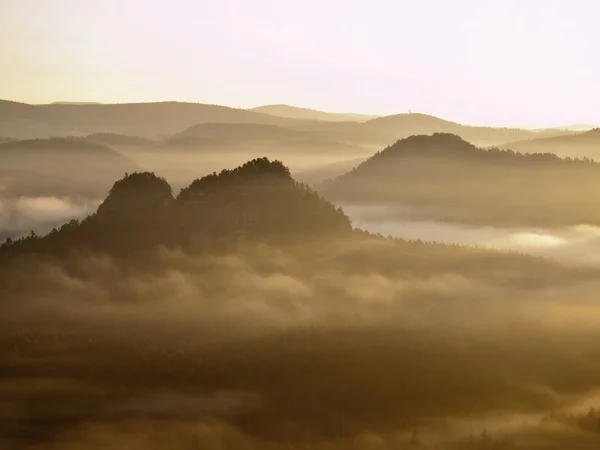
0, 100, 306, 139
320, 133, 600, 226
295, 113, 574, 148
499, 128, 600, 159
0, 138, 141, 197
0, 158, 351, 258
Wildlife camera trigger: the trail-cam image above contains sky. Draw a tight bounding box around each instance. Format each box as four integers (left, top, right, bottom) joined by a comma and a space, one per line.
1, 0, 598, 128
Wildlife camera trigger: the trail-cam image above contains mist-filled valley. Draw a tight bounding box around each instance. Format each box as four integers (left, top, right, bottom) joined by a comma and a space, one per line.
3, 18, 600, 444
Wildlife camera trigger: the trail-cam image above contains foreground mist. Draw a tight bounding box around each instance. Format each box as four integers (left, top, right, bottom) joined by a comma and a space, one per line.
1, 159, 600, 449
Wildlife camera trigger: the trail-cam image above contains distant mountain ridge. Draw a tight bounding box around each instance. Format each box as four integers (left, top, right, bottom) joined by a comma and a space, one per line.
0, 100, 303, 139
1, 99, 574, 147
250, 104, 379, 122
305, 113, 575, 147
499, 128, 600, 159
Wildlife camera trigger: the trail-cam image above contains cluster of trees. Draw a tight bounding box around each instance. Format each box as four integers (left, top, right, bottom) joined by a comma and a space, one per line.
321, 133, 600, 227
0, 158, 352, 260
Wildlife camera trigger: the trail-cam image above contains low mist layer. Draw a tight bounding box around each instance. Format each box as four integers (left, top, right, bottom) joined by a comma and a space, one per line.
3, 236, 600, 449
3, 159, 600, 449
344, 203, 600, 266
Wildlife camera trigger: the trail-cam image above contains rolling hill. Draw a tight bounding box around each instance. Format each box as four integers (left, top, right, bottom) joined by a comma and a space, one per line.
168, 122, 371, 155
0, 138, 141, 197
75, 132, 154, 148
0, 158, 352, 258
1, 99, 576, 149
250, 104, 379, 122
0, 100, 307, 139
320, 133, 600, 227
303, 113, 575, 147
499, 128, 600, 159
174, 122, 310, 143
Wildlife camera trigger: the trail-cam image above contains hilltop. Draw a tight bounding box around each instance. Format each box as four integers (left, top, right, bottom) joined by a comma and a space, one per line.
320, 133, 600, 227
250, 104, 379, 122
0, 158, 351, 259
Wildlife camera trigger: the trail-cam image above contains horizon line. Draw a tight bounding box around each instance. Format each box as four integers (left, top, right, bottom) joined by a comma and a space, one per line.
0, 97, 595, 131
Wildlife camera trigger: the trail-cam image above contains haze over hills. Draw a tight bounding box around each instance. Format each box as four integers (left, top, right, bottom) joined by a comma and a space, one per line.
0, 158, 351, 258
74, 132, 155, 148
536, 124, 599, 132
499, 128, 600, 160
250, 104, 380, 122
0, 99, 305, 139
0, 138, 140, 198
293, 156, 367, 185
0, 99, 576, 149
303, 113, 576, 148
5, 0, 600, 446
320, 133, 600, 227
4, 158, 600, 449
171, 122, 371, 155
175, 122, 310, 143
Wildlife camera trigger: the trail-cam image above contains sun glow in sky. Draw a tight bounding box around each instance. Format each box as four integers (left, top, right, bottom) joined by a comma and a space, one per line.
1, 0, 598, 127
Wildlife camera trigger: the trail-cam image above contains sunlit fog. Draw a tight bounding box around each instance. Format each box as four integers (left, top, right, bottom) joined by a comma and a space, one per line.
1, 1, 600, 449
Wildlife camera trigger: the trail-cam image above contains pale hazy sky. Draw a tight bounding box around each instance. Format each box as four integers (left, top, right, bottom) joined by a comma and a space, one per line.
1, 0, 598, 127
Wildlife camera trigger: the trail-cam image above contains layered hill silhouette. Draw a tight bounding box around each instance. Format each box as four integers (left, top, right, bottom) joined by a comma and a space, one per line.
1, 99, 574, 148
150, 135, 240, 151
0, 138, 141, 198
74, 132, 154, 148
294, 157, 367, 185
320, 133, 600, 226
168, 122, 370, 155
0, 100, 303, 139
305, 113, 575, 147
0, 158, 351, 259
499, 128, 600, 160
250, 104, 379, 122
174, 122, 309, 143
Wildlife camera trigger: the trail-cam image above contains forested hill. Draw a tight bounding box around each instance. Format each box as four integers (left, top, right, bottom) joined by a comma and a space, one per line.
0, 158, 352, 259
320, 133, 600, 227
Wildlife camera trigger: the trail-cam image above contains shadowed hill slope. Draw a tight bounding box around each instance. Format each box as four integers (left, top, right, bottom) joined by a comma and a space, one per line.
320, 133, 600, 227
0, 158, 351, 258
0, 138, 140, 176
75, 132, 154, 148
0, 138, 142, 200
174, 122, 310, 143
159, 123, 371, 156
499, 128, 600, 160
